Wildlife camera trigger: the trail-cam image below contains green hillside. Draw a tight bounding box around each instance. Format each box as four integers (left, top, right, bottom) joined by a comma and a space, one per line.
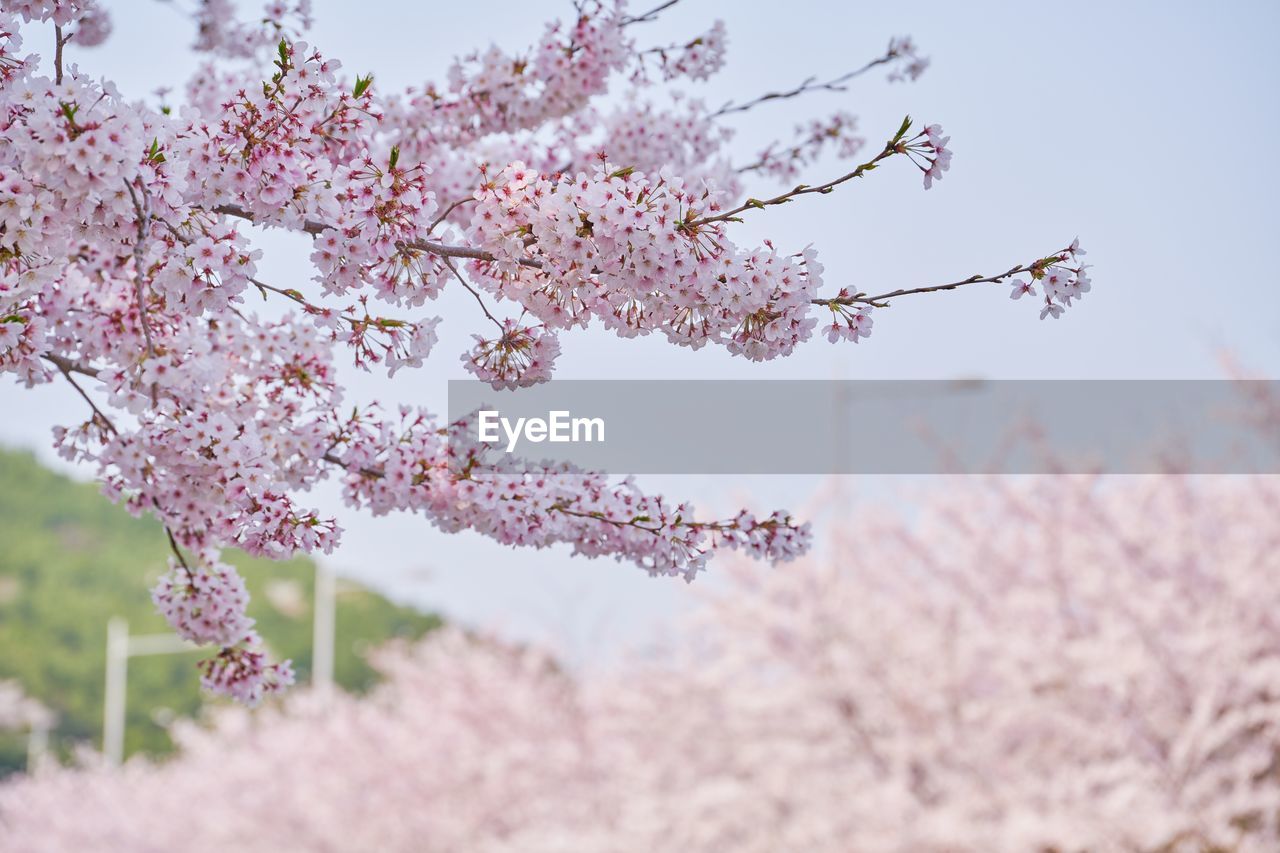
0, 447, 440, 774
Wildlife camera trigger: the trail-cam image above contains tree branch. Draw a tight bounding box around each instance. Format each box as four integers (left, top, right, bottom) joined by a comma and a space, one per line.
53, 25, 65, 85
621, 0, 681, 25
812, 255, 1068, 309
688, 119, 910, 227
210, 204, 544, 269
710, 50, 901, 119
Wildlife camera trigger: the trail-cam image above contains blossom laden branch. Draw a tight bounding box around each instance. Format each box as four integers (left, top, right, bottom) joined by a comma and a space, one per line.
690, 115, 947, 227
0, 0, 1091, 704
812, 240, 1089, 341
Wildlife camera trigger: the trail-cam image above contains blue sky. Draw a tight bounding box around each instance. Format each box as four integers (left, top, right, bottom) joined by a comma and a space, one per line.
4, 0, 1278, 663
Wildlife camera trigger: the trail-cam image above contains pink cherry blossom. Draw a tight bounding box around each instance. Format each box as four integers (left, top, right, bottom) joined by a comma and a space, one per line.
0, 0, 1090, 700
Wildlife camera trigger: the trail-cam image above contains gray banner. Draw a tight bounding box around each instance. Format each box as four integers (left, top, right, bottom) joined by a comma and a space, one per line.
446, 380, 1280, 474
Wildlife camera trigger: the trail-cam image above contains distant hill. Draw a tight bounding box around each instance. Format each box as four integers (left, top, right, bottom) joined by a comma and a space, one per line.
0, 448, 440, 774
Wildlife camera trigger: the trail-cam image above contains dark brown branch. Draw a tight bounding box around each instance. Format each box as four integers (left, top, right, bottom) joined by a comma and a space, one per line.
211, 203, 544, 269
41, 352, 100, 378
53, 25, 65, 85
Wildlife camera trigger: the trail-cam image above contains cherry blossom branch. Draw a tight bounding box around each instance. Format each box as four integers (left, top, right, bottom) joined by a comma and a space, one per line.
124, 179, 157, 361
42, 354, 114, 434
549, 503, 664, 535
621, 0, 681, 26
426, 196, 477, 233
250, 277, 362, 325
320, 444, 802, 554
689, 116, 912, 226
209, 204, 544, 269
41, 352, 100, 379
248, 277, 365, 325
42, 354, 192, 568
439, 255, 504, 331
812, 248, 1077, 309
711, 56, 898, 119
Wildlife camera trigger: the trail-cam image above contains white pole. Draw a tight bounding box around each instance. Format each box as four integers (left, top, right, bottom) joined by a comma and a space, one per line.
312, 563, 335, 694
103, 617, 128, 767
26, 722, 49, 772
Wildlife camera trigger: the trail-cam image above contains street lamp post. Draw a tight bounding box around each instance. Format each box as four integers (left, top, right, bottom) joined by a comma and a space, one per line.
101, 563, 339, 765
102, 618, 196, 767
312, 562, 335, 695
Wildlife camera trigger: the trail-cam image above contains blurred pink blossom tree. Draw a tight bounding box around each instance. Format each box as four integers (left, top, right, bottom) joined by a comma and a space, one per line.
3, 475, 1275, 851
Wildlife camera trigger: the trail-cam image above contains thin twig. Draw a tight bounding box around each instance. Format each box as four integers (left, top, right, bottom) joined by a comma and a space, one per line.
710, 51, 898, 119
440, 256, 504, 330
250, 277, 361, 325
812, 257, 1067, 309
621, 0, 680, 25
163, 526, 192, 569
427, 196, 477, 233
44, 355, 115, 434
45, 355, 192, 569
549, 504, 662, 535
688, 129, 905, 227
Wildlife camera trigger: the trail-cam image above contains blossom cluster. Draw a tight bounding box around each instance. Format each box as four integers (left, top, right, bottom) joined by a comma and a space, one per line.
1008, 238, 1091, 319
465, 160, 826, 362
151, 552, 295, 704
328, 407, 811, 582
151, 554, 254, 647
907, 122, 953, 189
191, 0, 314, 59
434, 0, 629, 145
638, 19, 728, 83
461, 319, 561, 388
885, 35, 931, 82
744, 110, 867, 182
5, 0, 112, 47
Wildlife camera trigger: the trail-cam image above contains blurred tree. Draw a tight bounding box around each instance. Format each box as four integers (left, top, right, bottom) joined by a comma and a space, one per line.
3, 476, 1276, 851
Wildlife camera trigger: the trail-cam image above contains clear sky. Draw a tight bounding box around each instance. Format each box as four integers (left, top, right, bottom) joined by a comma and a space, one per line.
4, 1, 1278, 664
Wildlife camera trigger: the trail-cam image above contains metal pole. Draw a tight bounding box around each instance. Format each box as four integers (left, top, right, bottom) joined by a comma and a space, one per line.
103, 617, 128, 767
312, 563, 335, 694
